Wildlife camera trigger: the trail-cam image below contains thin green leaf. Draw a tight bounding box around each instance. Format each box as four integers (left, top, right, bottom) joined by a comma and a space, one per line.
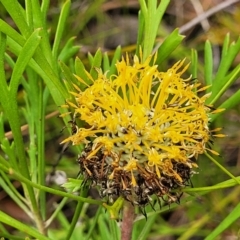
139, 0, 170, 60
209, 63, 240, 105
136, 10, 144, 56
45, 197, 69, 228
135, 215, 158, 240
0, 0, 30, 37
66, 185, 90, 240
156, 28, 185, 65
0, 33, 20, 172
88, 52, 94, 65
52, 0, 71, 60
56, 208, 71, 230
0, 32, 7, 90
108, 46, 122, 77
0, 20, 67, 107
103, 52, 110, 73
98, 214, 112, 240
0, 223, 8, 236
60, 45, 80, 63
211, 87, 240, 122
138, 0, 147, 16
0, 114, 7, 140
9, 28, 43, 95
215, 37, 240, 81
205, 202, 240, 240
4, 52, 28, 92
0, 19, 25, 46
60, 61, 79, 93
205, 153, 240, 185
65, 200, 85, 240
0, 232, 26, 240
35, 80, 47, 220
221, 33, 230, 59
204, 40, 213, 88
6, 35, 67, 105
74, 57, 91, 88
62, 178, 82, 193
109, 218, 120, 240
25, 0, 34, 31
0, 171, 30, 215
64, 202, 80, 239
191, 49, 198, 80
208, 37, 240, 103
85, 207, 102, 240
90, 48, 103, 79
31, 0, 55, 69
40, 0, 50, 22
1, 138, 18, 170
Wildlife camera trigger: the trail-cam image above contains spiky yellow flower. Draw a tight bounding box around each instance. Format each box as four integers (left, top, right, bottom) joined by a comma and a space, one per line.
62, 53, 223, 208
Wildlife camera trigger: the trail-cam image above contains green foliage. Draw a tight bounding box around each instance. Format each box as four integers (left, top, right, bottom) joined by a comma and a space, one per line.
155, 28, 185, 65
0, 0, 239, 239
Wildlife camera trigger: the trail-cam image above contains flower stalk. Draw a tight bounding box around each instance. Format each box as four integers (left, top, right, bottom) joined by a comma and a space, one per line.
121, 202, 135, 240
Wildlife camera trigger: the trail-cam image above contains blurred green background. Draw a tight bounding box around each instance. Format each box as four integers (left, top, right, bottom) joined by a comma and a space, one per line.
0, 0, 240, 239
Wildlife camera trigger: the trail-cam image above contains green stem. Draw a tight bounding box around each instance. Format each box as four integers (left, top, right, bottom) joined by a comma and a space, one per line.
37, 80, 46, 220
65, 185, 89, 239
65, 200, 83, 240
183, 176, 240, 193
85, 207, 102, 240
0, 163, 102, 205
45, 197, 69, 228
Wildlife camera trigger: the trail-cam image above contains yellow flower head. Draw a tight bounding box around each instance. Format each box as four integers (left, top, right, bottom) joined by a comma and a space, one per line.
62, 53, 222, 207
